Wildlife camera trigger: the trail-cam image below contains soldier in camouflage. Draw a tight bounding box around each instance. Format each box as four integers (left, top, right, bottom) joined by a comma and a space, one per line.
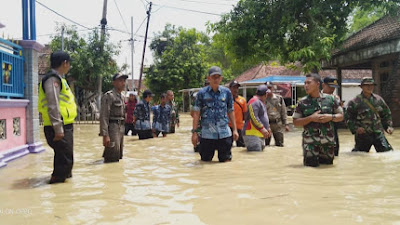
322, 77, 342, 156
345, 77, 394, 152
293, 74, 343, 167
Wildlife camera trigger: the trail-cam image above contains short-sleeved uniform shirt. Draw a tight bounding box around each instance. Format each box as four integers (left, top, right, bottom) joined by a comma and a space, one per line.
193, 86, 234, 140
293, 93, 343, 146
229, 95, 247, 130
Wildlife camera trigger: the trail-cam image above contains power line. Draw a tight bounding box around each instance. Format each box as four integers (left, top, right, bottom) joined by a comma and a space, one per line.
158, 0, 234, 6
152, 4, 166, 14
113, 0, 130, 33
35, 28, 97, 38
139, 0, 149, 10
36, 1, 93, 30
134, 17, 148, 36
152, 3, 222, 16
107, 27, 152, 40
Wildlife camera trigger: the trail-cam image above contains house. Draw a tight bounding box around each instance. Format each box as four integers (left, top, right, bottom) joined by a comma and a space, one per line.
322, 14, 400, 126
235, 62, 371, 106
0, 2, 46, 168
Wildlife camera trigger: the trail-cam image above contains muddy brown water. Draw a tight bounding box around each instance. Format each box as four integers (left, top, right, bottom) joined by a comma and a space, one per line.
1, 114, 400, 224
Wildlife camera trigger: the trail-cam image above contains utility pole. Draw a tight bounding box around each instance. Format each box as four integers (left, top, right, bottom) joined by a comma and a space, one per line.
138, 2, 152, 94
61, 26, 65, 51
131, 16, 135, 91
98, 0, 108, 110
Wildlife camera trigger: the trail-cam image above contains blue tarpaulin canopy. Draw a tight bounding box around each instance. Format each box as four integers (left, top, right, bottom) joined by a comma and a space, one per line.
241, 76, 306, 85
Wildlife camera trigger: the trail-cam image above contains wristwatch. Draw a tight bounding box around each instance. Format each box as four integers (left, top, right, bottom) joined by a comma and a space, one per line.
191, 129, 196, 133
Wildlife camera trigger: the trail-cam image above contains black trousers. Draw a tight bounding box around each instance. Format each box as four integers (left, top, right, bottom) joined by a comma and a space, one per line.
230, 127, 245, 147
44, 124, 74, 178
333, 123, 339, 156
353, 132, 392, 152
200, 136, 233, 162
124, 123, 137, 136
138, 130, 153, 140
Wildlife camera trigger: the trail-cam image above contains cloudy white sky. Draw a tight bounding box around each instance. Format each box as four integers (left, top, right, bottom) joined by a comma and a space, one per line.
0, 0, 238, 79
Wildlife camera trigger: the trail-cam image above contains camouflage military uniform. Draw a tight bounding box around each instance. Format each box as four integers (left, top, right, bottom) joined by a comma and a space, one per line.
293, 93, 343, 166
168, 100, 179, 133
265, 94, 287, 146
99, 88, 126, 162
345, 93, 393, 152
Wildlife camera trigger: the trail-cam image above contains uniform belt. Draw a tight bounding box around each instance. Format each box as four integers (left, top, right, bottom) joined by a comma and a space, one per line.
269, 118, 280, 123
109, 119, 125, 123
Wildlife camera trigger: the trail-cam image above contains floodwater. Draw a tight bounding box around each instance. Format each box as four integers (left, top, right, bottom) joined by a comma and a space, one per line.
1, 114, 400, 225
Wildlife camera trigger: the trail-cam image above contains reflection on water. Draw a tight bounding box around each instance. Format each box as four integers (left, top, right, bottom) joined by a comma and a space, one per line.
1, 114, 400, 224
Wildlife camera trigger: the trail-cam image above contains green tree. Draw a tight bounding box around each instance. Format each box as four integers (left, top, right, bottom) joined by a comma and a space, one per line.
49, 25, 121, 93
205, 29, 259, 79
145, 25, 210, 99
211, 0, 400, 73
347, 6, 386, 36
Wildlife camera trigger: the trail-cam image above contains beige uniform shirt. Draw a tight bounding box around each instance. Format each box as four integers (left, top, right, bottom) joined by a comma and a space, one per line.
266, 94, 287, 125
99, 88, 126, 136
43, 69, 64, 134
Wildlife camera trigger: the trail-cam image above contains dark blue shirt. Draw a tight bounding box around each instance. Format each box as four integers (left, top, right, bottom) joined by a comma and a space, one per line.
152, 104, 171, 132
193, 86, 234, 139
133, 100, 151, 130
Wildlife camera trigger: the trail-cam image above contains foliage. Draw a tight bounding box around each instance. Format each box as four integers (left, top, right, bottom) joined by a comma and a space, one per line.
205, 29, 257, 80
347, 6, 386, 36
145, 25, 210, 100
49, 24, 121, 93
211, 0, 400, 73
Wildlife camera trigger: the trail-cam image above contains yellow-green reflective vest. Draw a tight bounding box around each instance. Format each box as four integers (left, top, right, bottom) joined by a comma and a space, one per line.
38, 74, 77, 126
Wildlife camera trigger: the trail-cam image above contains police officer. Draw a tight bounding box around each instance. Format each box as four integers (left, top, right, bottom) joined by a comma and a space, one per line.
322, 76, 342, 156
345, 77, 394, 153
99, 73, 128, 163
38, 51, 77, 184
265, 82, 289, 147
293, 74, 343, 167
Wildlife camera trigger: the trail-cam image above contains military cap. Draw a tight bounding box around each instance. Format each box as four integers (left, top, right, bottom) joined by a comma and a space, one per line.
323, 76, 339, 88
112, 73, 128, 81
360, 77, 376, 86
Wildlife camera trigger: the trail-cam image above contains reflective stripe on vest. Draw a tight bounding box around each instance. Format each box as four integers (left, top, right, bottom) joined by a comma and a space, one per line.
38, 76, 77, 126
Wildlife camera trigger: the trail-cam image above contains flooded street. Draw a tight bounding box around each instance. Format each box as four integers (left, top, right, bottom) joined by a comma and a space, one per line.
1, 113, 400, 225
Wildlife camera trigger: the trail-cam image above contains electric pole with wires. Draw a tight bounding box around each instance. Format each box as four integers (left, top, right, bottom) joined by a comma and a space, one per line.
138, 1, 152, 94
97, 0, 108, 111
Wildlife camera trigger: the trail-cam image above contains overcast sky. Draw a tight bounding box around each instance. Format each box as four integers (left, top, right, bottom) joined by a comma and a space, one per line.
0, 0, 237, 79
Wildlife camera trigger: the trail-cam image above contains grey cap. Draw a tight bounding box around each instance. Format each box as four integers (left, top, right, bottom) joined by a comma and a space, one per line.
113, 73, 128, 81
229, 80, 241, 88
208, 66, 222, 76
256, 84, 269, 96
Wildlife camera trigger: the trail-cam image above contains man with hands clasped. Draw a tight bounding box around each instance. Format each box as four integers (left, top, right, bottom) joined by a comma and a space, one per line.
293, 73, 343, 167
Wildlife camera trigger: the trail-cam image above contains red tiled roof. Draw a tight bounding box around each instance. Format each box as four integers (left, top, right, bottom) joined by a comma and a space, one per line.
235, 63, 302, 83
334, 14, 400, 55
126, 79, 147, 92
235, 63, 371, 83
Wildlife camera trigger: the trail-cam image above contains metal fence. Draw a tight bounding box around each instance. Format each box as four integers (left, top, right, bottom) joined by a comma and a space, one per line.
0, 38, 24, 98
